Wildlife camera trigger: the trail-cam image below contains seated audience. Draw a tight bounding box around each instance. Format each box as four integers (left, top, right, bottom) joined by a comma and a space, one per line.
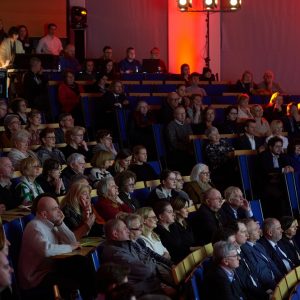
115, 171, 140, 212
287, 139, 300, 172
18, 25, 32, 54
36, 128, 66, 165
15, 157, 44, 206
237, 93, 253, 123
60, 183, 101, 239
89, 150, 113, 188
258, 218, 295, 275
58, 70, 84, 124
266, 119, 288, 150
55, 113, 74, 144
203, 241, 246, 300
97, 46, 114, 73
0, 157, 18, 210
147, 170, 179, 206
187, 94, 204, 127
193, 106, 218, 134
180, 63, 190, 83
78, 59, 97, 81
200, 67, 215, 82
62, 126, 91, 161
149, 47, 167, 73
219, 186, 253, 224
59, 44, 81, 73
129, 145, 157, 181
0, 26, 24, 68
36, 159, 65, 196
136, 207, 171, 259
283, 102, 300, 137
219, 105, 241, 134
185, 72, 207, 97
108, 149, 132, 177
264, 93, 286, 122
251, 104, 271, 137
173, 171, 192, 205
279, 216, 300, 267
61, 153, 86, 190
235, 70, 256, 95
93, 129, 117, 157
0, 100, 8, 126
103, 59, 119, 80
0, 114, 22, 148
18, 194, 95, 300
166, 106, 194, 174
25, 109, 42, 146
183, 163, 214, 205
160, 92, 180, 125
94, 177, 132, 221
10, 97, 28, 125
8, 129, 38, 170
256, 70, 284, 95
189, 188, 224, 245
176, 84, 190, 107
101, 219, 163, 296
119, 47, 141, 74
88, 73, 109, 94
236, 119, 265, 151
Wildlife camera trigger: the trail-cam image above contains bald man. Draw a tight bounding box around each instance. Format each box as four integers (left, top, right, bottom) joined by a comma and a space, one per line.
18, 194, 79, 292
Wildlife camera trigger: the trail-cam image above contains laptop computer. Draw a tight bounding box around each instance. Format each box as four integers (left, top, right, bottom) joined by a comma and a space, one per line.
142, 59, 161, 73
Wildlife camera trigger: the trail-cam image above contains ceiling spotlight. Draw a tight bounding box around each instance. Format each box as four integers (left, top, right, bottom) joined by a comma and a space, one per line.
229, 0, 242, 10
203, 0, 218, 10
178, 0, 192, 12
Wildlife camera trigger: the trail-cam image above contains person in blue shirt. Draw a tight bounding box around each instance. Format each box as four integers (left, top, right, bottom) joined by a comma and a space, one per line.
119, 47, 141, 74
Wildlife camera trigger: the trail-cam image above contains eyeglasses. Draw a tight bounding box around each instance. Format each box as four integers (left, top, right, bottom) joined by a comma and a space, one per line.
200, 172, 210, 176
129, 225, 143, 231
226, 254, 240, 259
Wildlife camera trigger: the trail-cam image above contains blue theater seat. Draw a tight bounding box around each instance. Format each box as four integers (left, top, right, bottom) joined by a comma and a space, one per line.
47, 84, 60, 120
148, 160, 162, 177
152, 124, 167, 167
121, 73, 144, 81
284, 172, 300, 216
249, 199, 264, 225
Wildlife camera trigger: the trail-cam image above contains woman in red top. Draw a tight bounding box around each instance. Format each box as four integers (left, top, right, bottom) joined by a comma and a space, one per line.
94, 177, 132, 221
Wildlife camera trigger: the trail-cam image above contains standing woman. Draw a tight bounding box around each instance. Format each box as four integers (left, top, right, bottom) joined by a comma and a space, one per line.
18, 25, 32, 54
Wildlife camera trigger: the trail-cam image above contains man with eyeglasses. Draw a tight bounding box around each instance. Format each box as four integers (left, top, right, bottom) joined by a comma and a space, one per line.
203, 241, 246, 300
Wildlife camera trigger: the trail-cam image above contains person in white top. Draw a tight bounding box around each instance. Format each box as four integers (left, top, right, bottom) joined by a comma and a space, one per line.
36, 23, 63, 55
266, 119, 288, 151
136, 207, 171, 259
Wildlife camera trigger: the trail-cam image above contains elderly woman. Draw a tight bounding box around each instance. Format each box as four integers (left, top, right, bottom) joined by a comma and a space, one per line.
60, 183, 100, 239
266, 120, 288, 150
136, 207, 171, 259
92, 129, 117, 157
279, 216, 300, 266
10, 98, 28, 125
108, 149, 132, 177
115, 170, 140, 212
94, 177, 132, 221
8, 129, 38, 170
0, 114, 21, 148
36, 159, 65, 196
220, 105, 241, 134
89, 150, 113, 188
62, 126, 91, 161
36, 128, 66, 165
25, 109, 42, 146
237, 93, 253, 123
183, 163, 214, 205
15, 157, 44, 206
250, 104, 271, 137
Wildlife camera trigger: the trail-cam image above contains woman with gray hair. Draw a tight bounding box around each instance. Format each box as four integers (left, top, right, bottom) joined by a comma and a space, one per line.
8, 129, 38, 170
183, 163, 214, 205
94, 177, 132, 221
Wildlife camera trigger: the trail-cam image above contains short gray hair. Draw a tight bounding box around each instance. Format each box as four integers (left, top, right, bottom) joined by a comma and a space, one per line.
190, 163, 209, 182
11, 129, 30, 144
213, 241, 237, 264
205, 126, 219, 138
67, 153, 85, 165
224, 186, 241, 202
97, 177, 115, 197
262, 218, 278, 235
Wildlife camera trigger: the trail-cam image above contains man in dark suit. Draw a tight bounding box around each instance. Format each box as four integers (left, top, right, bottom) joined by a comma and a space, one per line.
258, 218, 295, 275
237, 119, 265, 151
203, 241, 246, 300
219, 186, 253, 225
241, 218, 283, 290
258, 136, 294, 217
189, 188, 224, 245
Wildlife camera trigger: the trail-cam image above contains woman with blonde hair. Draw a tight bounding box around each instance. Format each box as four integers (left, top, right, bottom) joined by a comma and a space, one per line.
266, 119, 288, 150
60, 182, 98, 239
250, 104, 271, 137
136, 207, 171, 259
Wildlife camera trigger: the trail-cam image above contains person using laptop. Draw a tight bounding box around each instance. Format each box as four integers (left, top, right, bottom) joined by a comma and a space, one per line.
149, 47, 167, 73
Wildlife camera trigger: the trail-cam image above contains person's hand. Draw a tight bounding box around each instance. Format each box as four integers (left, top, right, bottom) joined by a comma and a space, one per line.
80, 140, 89, 151
0, 204, 6, 214
114, 103, 122, 108
85, 213, 96, 229
283, 165, 294, 173
123, 100, 129, 106
54, 178, 63, 193
163, 251, 171, 260
71, 242, 81, 251
241, 199, 251, 211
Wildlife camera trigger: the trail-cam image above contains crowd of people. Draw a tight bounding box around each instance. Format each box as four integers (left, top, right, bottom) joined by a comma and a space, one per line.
0, 20, 300, 300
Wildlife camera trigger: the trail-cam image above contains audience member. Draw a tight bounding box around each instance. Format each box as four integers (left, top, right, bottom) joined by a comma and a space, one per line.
287, 139, 300, 172
59, 44, 81, 73
36, 128, 66, 165
180, 63, 190, 83
78, 59, 97, 81
250, 104, 271, 137
92, 129, 117, 157
129, 145, 157, 181
97, 46, 114, 73
15, 157, 44, 206
88, 73, 109, 94
200, 67, 215, 82
36, 158, 65, 196
187, 94, 204, 128
25, 109, 42, 146
266, 119, 288, 150
89, 150, 113, 188
185, 72, 207, 97
0, 26, 24, 68
10, 97, 28, 125
36, 23, 63, 55
149, 47, 167, 73
119, 47, 141, 74
94, 177, 132, 221
283, 102, 300, 137
256, 70, 284, 95
0, 114, 21, 148
220, 105, 241, 134
18, 25, 32, 54
55, 113, 74, 144
264, 93, 285, 122
235, 70, 256, 95
236, 93, 253, 123
160, 92, 180, 125
108, 149, 132, 177
0, 100, 8, 126
189, 188, 224, 245
105, 282, 136, 300
103, 59, 119, 80
176, 84, 190, 107
193, 106, 217, 134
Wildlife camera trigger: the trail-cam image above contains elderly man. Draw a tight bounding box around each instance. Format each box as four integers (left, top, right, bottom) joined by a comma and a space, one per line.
0, 157, 17, 211
219, 186, 253, 224
166, 106, 194, 174
190, 188, 224, 245
203, 241, 246, 300
242, 218, 283, 290
256, 70, 284, 95
36, 23, 63, 55
258, 218, 295, 275
61, 153, 86, 190
0, 251, 14, 299
101, 218, 163, 297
